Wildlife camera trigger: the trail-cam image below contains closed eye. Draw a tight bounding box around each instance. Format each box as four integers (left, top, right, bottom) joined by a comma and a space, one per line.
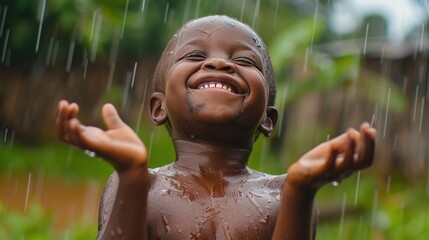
233, 57, 261, 70
182, 50, 206, 61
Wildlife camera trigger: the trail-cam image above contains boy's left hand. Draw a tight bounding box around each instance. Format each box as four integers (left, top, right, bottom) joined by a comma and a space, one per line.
286, 122, 376, 191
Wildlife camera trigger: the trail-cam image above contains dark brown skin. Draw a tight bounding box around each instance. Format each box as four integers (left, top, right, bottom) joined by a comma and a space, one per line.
56, 16, 376, 239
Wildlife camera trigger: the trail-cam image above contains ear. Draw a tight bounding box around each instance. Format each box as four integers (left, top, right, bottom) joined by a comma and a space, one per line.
258, 106, 278, 137
149, 92, 168, 125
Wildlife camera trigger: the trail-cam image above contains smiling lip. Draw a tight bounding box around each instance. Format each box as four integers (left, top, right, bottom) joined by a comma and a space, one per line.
188, 73, 248, 95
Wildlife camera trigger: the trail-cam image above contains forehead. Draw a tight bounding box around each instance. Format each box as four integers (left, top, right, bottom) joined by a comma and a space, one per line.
175, 17, 263, 52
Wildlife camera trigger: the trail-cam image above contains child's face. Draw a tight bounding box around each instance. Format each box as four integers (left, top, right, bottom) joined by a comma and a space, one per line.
159, 17, 271, 145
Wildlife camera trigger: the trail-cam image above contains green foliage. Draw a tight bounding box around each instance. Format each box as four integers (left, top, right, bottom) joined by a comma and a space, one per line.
0, 143, 113, 181
0, 203, 52, 239
0, 202, 98, 239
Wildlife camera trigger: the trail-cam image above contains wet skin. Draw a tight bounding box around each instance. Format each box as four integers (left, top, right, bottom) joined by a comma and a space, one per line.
98, 17, 285, 239
57, 16, 376, 240
159, 17, 273, 148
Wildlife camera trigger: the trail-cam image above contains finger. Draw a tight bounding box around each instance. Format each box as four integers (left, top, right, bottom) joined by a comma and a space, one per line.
334, 130, 357, 176
68, 117, 84, 145
56, 100, 81, 143
355, 123, 376, 169
56, 100, 69, 140
102, 103, 126, 130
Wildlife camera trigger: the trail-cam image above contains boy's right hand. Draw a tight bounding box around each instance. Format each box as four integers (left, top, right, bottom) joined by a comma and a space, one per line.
286, 123, 376, 191
56, 100, 147, 173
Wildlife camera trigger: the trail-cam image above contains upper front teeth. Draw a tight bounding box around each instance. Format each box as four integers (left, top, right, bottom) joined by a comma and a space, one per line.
199, 82, 232, 92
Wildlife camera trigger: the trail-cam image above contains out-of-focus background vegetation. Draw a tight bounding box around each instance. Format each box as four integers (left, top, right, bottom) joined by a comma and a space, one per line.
1, 0, 429, 239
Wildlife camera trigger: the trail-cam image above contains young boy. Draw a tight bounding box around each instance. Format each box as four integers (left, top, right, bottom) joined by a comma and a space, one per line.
56, 15, 376, 239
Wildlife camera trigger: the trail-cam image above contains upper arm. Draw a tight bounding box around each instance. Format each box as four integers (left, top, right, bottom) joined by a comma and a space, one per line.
97, 169, 157, 237
97, 172, 119, 235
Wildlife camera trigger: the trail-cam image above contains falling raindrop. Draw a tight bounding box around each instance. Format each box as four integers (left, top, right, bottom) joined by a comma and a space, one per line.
1, 28, 9, 63
380, 47, 385, 63
3, 127, 7, 143
131, 62, 137, 88
90, 12, 102, 62
273, 0, 279, 30
25, 172, 32, 213
338, 192, 347, 238
183, 0, 192, 23
135, 78, 149, 133
383, 88, 391, 139
194, 0, 201, 18
420, 24, 425, 52
309, 3, 319, 55
0, 5, 7, 37
121, 0, 129, 39
386, 174, 391, 193
363, 23, 369, 55
45, 37, 54, 65
50, 40, 60, 66
66, 40, 76, 73
252, 0, 260, 29
148, 130, 155, 161
419, 97, 425, 132
370, 190, 379, 227
303, 47, 309, 73
354, 171, 361, 206
240, 0, 246, 22
413, 85, 419, 122
35, 0, 46, 52
141, 0, 146, 12
122, 72, 132, 111
89, 10, 98, 42
164, 2, 170, 23
83, 58, 88, 79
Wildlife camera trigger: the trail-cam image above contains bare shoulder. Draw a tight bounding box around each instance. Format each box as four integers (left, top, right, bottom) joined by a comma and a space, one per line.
246, 168, 286, 190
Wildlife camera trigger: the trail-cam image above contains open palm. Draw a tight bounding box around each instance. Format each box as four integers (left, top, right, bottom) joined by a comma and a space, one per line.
56, 100, 147, 172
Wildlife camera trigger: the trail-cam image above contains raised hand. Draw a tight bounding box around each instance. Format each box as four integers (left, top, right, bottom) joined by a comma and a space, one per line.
56, 100, 147, 172
286, 122, 376, 190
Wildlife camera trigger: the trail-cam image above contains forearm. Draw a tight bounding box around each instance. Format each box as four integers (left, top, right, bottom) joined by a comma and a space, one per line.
98, 167, 149, 240
272, 183, 316, 240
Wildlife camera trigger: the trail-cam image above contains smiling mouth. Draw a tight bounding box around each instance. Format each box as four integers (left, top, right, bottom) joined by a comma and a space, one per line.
197, 82, 235, 93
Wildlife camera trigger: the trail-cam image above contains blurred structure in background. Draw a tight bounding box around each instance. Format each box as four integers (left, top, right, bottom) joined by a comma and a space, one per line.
0, 0, 428, 239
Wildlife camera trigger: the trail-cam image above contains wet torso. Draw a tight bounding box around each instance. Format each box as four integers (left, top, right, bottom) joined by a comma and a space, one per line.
146, 164, 285, 239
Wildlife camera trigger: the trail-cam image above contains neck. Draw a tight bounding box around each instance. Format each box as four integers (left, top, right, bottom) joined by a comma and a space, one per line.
172, 139, 251, 177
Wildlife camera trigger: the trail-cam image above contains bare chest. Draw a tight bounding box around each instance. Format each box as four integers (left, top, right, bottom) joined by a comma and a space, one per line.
147, 176, 282, 239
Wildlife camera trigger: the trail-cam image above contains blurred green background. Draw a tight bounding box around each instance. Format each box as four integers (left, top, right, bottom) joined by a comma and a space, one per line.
1, 0, 429, 239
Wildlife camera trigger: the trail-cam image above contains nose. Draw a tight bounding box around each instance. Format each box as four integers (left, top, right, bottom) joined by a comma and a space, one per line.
202, 58, 236, 73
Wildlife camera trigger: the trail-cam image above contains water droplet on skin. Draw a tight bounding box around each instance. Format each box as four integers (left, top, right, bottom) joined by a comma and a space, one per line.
252, 34, 262, 48
84, 149, 97, 157
161, 189, 170, 196
162, 214, 171, 233
116, 226, 123, 235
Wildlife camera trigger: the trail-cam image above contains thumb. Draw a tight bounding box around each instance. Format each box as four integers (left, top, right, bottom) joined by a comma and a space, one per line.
102, 103, 125, 129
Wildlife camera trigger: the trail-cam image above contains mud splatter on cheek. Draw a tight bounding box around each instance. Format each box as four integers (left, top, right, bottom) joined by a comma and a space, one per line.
185, 95, 205, 113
